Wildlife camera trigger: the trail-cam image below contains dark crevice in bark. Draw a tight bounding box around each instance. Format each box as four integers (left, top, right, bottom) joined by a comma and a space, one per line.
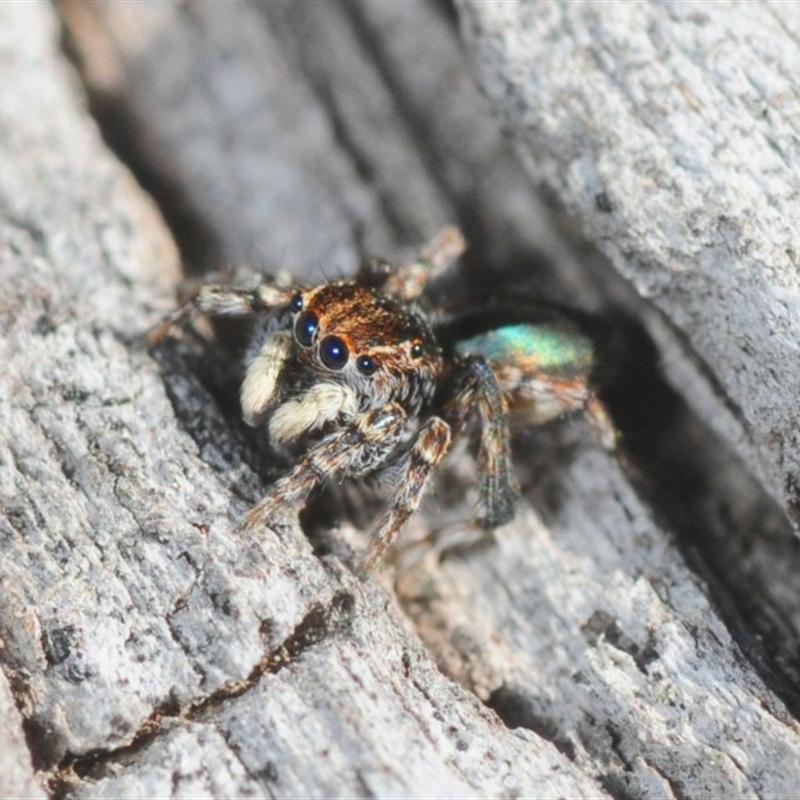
581, 312, 800, 718
341, 0, 540, 286
486, 684, 575, 761
58, 12, 224, 276
255, 2, 428, 247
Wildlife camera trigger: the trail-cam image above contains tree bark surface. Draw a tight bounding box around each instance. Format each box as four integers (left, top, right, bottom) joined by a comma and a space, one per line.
459, 1, 800, 521
2, 2, 799, 798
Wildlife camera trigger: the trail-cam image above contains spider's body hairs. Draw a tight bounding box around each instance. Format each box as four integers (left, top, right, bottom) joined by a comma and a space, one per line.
148, 228, 615, 572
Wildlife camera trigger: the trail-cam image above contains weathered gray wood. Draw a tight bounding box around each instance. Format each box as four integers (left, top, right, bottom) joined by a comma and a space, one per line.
1, 1, 799, 798
459, 0, 800, 525
3, 3, 608, 798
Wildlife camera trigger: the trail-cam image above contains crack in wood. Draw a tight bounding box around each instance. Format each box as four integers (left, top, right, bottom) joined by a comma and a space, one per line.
44, 590, 355, 797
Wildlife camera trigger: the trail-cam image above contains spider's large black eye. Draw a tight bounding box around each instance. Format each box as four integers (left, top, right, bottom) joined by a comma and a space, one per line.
320, 335, 349, 370
356, 354, 377, 376
410, 341, 424, 359
290, 292, 304, 312
295, 310, 318, 347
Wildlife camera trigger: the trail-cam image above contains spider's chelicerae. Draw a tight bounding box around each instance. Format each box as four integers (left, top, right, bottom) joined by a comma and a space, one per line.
149, 228, 616, 572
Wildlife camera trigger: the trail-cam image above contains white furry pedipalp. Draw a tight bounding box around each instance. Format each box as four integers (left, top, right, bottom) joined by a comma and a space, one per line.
240, 332, 292, 427
268, 382, 358, 445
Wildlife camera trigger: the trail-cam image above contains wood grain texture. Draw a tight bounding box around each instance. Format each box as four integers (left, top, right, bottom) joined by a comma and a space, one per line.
1, 1, 798, 797
459, 0, 800, 523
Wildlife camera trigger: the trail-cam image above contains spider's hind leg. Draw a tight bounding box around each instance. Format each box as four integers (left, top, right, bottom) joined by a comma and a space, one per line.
444, 355, 518, 530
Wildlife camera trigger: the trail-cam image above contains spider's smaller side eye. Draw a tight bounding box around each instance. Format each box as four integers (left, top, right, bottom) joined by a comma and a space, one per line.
356, 355, 377, 376
290, 293, 304, 312
410, 341, 424, 359
320, 335, 349, 370
295, 310, 318, 347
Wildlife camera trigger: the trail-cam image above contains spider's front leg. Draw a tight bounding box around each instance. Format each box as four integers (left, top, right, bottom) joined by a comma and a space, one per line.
241, 402, 410, 533
356, 227, 466, 301
445, 356, 517, 530
358, 416, 452, 573
145, 283, 296, 346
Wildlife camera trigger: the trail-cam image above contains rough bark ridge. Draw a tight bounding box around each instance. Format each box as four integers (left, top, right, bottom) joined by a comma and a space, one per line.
1, 2, 799, 798
459, 1, 800, 525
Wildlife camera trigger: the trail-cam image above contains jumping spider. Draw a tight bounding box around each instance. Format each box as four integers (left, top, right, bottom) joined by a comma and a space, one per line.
148, 228, 616, 572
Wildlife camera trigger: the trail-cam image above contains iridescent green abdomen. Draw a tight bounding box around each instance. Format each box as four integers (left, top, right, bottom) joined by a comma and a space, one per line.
455, 321, 614, 447
455, 322, 595, 383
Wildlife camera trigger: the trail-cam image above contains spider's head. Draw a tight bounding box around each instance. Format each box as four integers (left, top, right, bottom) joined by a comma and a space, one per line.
241, 281, 442, 447
292, 282, 440, 383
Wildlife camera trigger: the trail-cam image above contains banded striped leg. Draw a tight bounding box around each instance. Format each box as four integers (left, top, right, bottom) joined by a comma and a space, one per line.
145, 283, 296, 346
242, 403, 408, 532
357, 226, 466, 301
358, 416, 452, 573
446, 356, 517, 529
586, 393, 618, 451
